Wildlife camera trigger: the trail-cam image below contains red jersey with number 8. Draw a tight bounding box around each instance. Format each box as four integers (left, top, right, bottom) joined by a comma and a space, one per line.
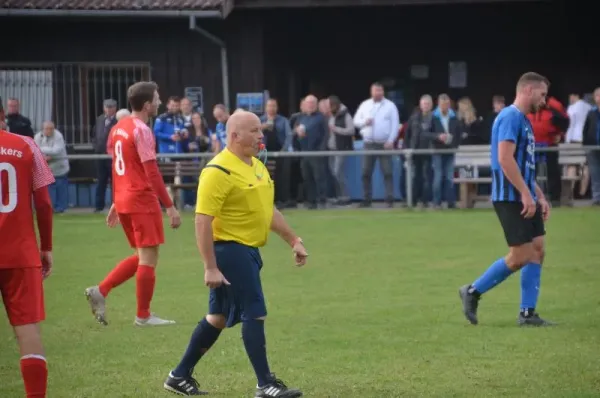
0, 130, 55, 268
108, 116, 161, 214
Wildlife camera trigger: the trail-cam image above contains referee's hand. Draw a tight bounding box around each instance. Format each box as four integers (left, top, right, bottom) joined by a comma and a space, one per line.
205, 269, 230, 288
521, 193, 537, 219
292, 241, 308, 267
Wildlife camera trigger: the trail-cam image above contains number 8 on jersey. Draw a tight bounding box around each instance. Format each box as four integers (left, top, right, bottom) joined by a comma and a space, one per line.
114, 139, 126, 176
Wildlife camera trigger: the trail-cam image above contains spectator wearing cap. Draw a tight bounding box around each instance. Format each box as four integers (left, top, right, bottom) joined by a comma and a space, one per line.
91, 98, 117, 212
35, 121, 70, 213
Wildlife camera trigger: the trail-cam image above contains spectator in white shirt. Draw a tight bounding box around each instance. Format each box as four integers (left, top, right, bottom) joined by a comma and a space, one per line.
565, 92, 593, 196
566, 92, 592, 144
34, 121, 70, 213
353, 82, 400, 207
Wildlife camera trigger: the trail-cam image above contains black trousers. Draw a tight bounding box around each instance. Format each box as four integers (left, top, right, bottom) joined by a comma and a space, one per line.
288, 158, 303, 203
266, 158, 290, 204
95, 159, 112, 211
537, 148, 561, 203
546, 148, 561, 202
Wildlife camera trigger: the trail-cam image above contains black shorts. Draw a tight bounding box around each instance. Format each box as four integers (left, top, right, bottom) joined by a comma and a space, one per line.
493, 201, 545, 247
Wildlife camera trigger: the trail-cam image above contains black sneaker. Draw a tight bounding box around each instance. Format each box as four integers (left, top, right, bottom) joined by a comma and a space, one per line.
255, 375, 302, 397
358, 201, 372, 208
459, 284, 480, 325
518, 311, 555, 327
164, 372, 208, 396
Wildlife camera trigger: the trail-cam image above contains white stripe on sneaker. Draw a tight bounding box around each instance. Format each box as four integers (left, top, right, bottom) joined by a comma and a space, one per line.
264, 386, 280, 396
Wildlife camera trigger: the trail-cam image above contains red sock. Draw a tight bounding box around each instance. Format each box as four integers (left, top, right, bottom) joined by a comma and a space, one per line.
98, 255, 139, 297
136, 265, 156, 319
20, 355, 47, 398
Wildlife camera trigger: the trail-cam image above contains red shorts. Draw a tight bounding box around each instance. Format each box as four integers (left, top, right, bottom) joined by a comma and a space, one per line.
119, 212, 165, 248
0, 267, 45, 326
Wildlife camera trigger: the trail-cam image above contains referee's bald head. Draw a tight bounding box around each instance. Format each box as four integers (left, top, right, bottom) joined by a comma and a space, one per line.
226, 110, 263, 157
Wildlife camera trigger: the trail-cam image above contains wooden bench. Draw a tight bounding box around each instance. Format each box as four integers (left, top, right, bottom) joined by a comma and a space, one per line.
453, 144, 587, 208
454, 146, 492, 208
556, 143, 586, 206
159, 161, 204, 208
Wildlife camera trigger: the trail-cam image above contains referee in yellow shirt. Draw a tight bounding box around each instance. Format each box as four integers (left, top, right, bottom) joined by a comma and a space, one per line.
164, 110, 307, 397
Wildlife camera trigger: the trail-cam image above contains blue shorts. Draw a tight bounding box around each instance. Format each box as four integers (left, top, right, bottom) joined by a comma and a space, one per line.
208, 241, 266, 328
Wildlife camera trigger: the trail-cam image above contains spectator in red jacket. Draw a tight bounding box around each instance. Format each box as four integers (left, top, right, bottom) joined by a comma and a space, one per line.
527, 96, 570, 205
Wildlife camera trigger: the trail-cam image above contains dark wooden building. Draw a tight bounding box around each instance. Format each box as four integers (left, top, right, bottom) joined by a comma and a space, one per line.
2, 0, 597, 148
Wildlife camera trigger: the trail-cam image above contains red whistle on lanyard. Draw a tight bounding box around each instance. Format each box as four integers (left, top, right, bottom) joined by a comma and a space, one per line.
258, 143, 266, 151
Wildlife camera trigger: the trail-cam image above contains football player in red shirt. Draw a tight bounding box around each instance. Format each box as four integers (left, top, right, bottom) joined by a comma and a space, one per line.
0, 130, 55, 398
85, 81, 181, 327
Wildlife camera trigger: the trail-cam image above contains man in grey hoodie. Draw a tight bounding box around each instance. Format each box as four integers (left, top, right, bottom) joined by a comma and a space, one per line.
34, 121, 70, 213
327, 96, 355, 205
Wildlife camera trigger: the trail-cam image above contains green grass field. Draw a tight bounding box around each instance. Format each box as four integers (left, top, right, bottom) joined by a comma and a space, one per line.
1, 208, 599, 398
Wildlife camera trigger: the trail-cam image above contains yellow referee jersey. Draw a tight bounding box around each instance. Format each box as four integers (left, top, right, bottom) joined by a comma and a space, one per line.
195, 148, 274, 247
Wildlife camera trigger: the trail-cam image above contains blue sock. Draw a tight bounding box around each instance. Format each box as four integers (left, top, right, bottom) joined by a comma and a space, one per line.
242, 319, 272, 387
172, 318, 222, 378
520, 262, 542, 312
471, 258, 514, 295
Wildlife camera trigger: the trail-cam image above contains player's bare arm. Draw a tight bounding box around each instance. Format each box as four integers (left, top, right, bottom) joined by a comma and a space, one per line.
195, 213, 230, 287
33, 186, 54, 279
271, 209, 308, 266
498, 140, 536, 218
139, 159, 181, 228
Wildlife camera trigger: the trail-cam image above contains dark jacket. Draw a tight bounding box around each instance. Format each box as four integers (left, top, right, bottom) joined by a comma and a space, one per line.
404, 111, 436, 150
289, 112, 302, 151
91, 114, 117, 154
296, 112, 328, 151
459, 117, 487, 145
432, 113, 461, 149
187, 125, 211, 152
260, 114, 292, 151
6, 113, 34, 138
582, 107, 600, 146
331, 105, 354, 151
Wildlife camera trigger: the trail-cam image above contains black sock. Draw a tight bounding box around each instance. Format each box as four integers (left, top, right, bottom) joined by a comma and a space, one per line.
520, 308, 535, 317
467, 285, 481, 297
172, 318, 222, 378
242, 319, 272, 387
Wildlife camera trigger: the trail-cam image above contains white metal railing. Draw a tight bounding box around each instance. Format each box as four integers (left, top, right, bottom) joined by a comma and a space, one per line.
59, 145, 600, 208
0, 62, 151, 145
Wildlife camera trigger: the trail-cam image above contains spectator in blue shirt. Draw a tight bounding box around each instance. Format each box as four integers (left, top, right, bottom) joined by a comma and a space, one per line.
212, 104, 229, 153
154, 96, 187, 154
